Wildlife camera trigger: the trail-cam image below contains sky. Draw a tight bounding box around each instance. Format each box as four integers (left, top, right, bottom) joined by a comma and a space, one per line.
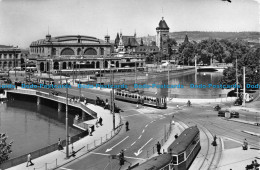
0, 0, 259, 48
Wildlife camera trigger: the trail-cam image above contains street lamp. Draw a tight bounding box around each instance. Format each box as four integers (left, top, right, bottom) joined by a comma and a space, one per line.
65, 78, 69, 158
110, 63, 115, 130
243, 66, 246, 107
236, 57, 239, 98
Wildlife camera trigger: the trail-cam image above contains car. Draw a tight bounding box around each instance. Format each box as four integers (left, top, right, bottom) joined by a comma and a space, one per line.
218, 110, 239, 118
234, 98, 242, 106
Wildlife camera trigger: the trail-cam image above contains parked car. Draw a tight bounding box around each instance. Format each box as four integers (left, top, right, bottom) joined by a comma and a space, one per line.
218, 110, 239, 118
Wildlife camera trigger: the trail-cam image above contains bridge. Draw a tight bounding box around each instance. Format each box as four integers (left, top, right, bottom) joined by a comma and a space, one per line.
197, 63, 232, 72
6, 88, 98, 120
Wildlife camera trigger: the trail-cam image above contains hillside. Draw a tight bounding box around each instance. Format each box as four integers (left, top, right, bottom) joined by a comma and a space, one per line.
137, 31, 260, 45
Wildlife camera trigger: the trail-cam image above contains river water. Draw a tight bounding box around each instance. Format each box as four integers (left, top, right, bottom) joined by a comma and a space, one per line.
0, 99, 79, 158
1, 71, 224, 158
128, 71, 226, 98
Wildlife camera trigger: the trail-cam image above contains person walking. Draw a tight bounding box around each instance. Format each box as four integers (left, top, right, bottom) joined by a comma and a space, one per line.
58, 138, 63, 150
96, 119, 99, 128
26, 153, 34, 167
99, 117, 103, 126
125, 121, 129, 131
156, 141, 161, 155
243, 138, 248, 150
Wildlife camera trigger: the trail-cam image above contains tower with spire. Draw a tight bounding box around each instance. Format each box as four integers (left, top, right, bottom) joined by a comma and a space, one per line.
156, 17, 170, 50
184, 34, 189, 44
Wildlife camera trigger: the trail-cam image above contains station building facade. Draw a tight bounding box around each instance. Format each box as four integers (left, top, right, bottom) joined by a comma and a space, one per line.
29, 34, 145, 72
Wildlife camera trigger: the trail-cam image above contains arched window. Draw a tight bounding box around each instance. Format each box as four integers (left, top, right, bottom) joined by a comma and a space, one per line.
63, 62, 67, 69
61, 48, 75, 55
96, 61, 100, 68
54, 62, 59, 70
52, 48, 56, 55
105, 61, 108, 68
77, 48, 81, 55
84, 48, 97, 55
100, 48, 104, 55
40, 62, 44, 72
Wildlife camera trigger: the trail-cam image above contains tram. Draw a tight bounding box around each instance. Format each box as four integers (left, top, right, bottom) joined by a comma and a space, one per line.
132, 153, 173, 170
115, 90, 167, 109
168, 126, 201, 170
132, 126, 200, 170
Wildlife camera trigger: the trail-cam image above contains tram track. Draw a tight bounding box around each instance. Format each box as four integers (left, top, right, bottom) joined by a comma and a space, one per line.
175, 109, 260, 148
174, 116, 213, 170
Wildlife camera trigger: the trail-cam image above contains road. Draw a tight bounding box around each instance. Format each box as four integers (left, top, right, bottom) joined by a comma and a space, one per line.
36, 87, 259, 170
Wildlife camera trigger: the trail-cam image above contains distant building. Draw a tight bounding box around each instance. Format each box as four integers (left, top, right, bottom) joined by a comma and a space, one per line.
29, 34, 113, 72
0, 45, 21, 71
29, 34, 145, 72
156, 17, 170, 54
184, 34, 189, 44
114, 32, 139, 53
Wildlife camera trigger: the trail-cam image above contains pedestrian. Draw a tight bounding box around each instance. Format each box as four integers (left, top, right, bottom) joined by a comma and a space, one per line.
125, 121, 129, 131
174, 134, 178, 139
177, 104, 179, 109
96, 119, 99, 128
99, 117, 103, 126
71, 143, 76, 157
243, 138, 248, 150
156, 141, 161, 154
26, 153, 34, 167
58, 138, 63, 150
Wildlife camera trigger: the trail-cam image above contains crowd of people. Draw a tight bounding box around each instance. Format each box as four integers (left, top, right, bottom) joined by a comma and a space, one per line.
0, 133, 13, 164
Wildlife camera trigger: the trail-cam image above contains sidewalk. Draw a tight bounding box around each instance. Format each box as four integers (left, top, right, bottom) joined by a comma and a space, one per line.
217, 139, 259, 170
189, 125, 221, 170
170, 97, 237, 104
6, 104, 121, 170
223, 118, 259, 126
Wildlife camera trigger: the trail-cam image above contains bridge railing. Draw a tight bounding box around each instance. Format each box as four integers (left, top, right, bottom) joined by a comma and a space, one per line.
0, 129, 87, 170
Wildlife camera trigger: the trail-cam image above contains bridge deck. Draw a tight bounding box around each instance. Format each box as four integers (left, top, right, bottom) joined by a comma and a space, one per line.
6, 89, 97, 119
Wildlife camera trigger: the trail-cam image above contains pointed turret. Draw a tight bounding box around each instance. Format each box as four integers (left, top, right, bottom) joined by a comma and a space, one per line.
140, 38, 144, 46
115, 33, 120, 47
184, 34, 189, 44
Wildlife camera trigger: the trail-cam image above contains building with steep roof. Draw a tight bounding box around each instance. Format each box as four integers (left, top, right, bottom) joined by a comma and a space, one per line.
156, 17, 170, 54
114, 32, 139, 53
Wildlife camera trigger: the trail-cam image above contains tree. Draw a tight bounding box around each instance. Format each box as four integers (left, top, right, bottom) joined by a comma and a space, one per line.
0, 133, 13, 164
220, 48, 260, 89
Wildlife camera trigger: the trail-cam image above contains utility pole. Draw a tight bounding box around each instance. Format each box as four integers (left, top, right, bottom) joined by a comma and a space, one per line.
168, 63, 170, 100
14, 47, 17, 79
195, 55, 197, 85
135, 60, 137, 84
65, 79, 69, 158
110, 63, 115, 130
236, 57, 239, 98
100, 58, 102, 88
243, 66, 246, 107
112, 68, 115, 130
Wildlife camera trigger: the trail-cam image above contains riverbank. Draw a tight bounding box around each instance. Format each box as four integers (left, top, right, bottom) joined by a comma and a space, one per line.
96, 67, 195, 84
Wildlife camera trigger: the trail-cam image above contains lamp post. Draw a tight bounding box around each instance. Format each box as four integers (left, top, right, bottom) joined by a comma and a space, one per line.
65, 78, 69, 158
110, 63, 115, 130
243, 66, 246, 107
236, 57, 239, 98
14, 47, 17, 79
135, 60, 137, 84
